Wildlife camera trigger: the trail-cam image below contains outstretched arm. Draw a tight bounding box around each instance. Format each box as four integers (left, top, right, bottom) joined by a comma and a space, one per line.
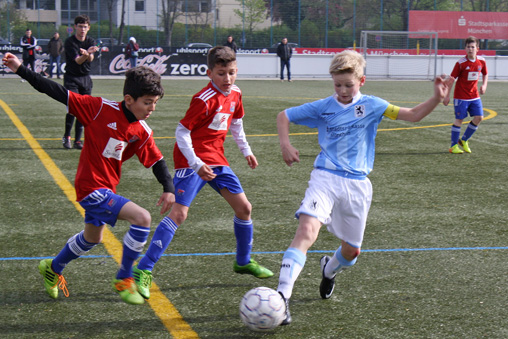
396, 75, 454, 122
2, 52, 68, 105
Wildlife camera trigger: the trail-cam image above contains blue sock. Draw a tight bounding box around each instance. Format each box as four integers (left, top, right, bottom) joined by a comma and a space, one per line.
234, 216, 253, 266
138, 217, 178, 271
52, 231, 97, 274
116, 225, 150, 279
451, 125, 461, 147
462, 122, 478, 141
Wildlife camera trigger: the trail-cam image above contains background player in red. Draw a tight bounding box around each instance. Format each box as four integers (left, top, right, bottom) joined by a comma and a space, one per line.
2, 52, 175, 305
444, 36, 488, 154
132, 46, 273, 300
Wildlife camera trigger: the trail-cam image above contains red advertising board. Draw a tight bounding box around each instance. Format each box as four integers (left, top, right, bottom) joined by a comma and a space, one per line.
409, 11, 508, 39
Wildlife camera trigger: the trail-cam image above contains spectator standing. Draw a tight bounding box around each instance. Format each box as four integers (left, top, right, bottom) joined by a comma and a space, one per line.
224, 35, 238, 53
125, 37, 140, 69
62, 14, 99, 150
277, 37, 292, 82
47, 32, 64, 79
20, 29, 37, 72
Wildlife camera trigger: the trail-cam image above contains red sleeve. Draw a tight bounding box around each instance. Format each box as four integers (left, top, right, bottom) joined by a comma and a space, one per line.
68, 92, 103, 127
481, 59, 488, 75
179, 97, 208, 131
450, 62, 461, 79
233, 92, 245, 119
137, 136, 163, 169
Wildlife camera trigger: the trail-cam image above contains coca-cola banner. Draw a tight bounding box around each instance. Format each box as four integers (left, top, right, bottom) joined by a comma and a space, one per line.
409, 11, 508, 39
92, 46, 209, 76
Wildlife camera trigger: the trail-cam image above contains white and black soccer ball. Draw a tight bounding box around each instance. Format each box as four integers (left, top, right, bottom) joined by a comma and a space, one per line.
239, 287, 285, 332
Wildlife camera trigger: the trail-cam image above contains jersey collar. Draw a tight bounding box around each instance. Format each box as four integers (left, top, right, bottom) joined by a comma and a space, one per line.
122, 101, 138, 123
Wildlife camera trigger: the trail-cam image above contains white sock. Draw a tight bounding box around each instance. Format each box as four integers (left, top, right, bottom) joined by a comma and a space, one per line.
277, 247, 306, 299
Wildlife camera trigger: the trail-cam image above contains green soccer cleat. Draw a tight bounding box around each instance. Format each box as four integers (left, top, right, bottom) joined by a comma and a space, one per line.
112, 277, 145, 305
458, 139, 471, 153
38, 259, 69, 299
233, 259, 274, 279
449, 144, 464, 154
133, 265, 152, 300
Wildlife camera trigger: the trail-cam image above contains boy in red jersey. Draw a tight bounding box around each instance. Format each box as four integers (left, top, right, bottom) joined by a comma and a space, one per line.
444, 36, 488, 154
132, 46, 273, 300
2, 52, 175, 305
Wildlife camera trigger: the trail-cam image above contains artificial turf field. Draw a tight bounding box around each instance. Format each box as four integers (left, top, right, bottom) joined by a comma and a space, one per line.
0, 76, 507, 338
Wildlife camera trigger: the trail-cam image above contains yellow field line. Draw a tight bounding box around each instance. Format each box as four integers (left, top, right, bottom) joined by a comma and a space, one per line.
0, 108, 497, 142
0, 99, 199, 339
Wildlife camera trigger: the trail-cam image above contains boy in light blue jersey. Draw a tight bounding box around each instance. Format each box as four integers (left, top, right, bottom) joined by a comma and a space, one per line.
275, 50, 453, 325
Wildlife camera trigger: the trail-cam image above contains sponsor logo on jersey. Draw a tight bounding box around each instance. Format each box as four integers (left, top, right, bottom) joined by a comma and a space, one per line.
102, 137, 127, 160
129, 135, 140, 143
208, 113, 230, 131
107, 122, 117, 130
354, 105, 366, 118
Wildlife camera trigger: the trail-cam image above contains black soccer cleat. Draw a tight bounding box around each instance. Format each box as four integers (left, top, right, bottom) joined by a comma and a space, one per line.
278, 291, 292, 326
319, 256, 336, 299
62, 136, 72, 149
73, 141, 83, 150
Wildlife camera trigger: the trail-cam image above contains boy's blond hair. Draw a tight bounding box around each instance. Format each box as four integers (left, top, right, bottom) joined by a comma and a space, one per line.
329, 50, 366, 79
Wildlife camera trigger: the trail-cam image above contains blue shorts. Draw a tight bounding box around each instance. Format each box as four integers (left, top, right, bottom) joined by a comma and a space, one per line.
79, 189, 130, 227
454, 98, 483, 120
173, 166, 244, 207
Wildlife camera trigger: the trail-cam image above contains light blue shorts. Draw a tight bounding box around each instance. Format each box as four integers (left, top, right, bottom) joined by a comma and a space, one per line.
79, 189, 130, 227
454, 98, 483, 120
173, 166, 244, 207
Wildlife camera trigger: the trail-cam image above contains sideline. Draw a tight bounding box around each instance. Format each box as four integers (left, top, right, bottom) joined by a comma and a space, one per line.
0, 99, 199, 339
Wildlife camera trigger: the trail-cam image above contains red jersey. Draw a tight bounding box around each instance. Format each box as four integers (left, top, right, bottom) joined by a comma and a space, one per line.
173, 82, 245, 169
68, 91, 163, 201
451, 56, 487, 100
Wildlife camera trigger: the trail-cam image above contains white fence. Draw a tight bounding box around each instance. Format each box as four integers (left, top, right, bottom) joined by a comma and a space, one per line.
236, 53, 508, 80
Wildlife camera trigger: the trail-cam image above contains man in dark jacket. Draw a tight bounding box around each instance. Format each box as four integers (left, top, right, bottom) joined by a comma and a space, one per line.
224, 35, 238, 53
20, 28, 37, 72
47, 32, 64, 78
277, 37, 292, 82
61, 14, 99, 150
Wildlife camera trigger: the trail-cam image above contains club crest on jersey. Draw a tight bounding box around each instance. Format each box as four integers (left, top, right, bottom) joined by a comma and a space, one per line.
354, 105, 366, 118
102, 137, 128, 160
129, 135, 140, 143
230, 102, 236, 112
208, 113, 230, 131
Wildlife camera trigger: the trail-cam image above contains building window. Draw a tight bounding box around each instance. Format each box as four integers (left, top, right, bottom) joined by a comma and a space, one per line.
182, 0, 211, 13
135, 0, 144, 12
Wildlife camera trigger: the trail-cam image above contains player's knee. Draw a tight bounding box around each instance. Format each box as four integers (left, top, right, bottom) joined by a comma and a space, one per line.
132, 209, 151, 227
169, 208, 187, 225
235, 201, 252, 220
342, 246, 361, 261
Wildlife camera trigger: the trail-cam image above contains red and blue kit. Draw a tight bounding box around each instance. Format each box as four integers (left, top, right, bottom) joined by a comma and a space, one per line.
68, 92, 163, 201
173, 82, 245, 169
451, 56, 487, 100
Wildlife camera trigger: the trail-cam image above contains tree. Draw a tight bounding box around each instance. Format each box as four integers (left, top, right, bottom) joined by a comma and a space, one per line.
0, 1, 26, 42
234, 0, 268, 35
160, 0, 182, 47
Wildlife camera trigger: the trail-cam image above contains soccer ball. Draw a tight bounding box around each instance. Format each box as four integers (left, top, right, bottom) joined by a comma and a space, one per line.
239, 287, 286, 332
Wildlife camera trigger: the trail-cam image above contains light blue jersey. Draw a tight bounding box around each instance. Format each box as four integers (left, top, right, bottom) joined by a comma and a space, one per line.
286, 92, 390, 179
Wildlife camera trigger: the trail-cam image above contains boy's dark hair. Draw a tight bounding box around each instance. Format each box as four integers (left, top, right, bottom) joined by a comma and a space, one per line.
465, 36, 479, 47
74, 14, 91, 26
207, 46, 236, 70
124, 66, 164, 100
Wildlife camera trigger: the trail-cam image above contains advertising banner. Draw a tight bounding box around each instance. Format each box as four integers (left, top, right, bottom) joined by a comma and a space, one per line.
409, 11, 508, 39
